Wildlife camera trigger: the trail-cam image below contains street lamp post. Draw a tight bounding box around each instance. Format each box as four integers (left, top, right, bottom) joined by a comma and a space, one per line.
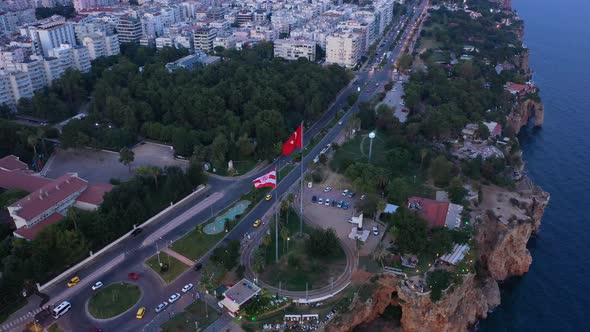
368, 131, 376, 162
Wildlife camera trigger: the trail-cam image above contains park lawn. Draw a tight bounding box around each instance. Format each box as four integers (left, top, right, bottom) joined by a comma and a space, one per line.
160, 300, 218, 332
145, 252, 190, 283
88, 283, 141, 319
47, 324, 64, 332
171, 230, 225, 262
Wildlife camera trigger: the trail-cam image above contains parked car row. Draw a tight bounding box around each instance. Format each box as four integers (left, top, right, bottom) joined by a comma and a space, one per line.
153, 283, 194, 315
311, 196, 350, 209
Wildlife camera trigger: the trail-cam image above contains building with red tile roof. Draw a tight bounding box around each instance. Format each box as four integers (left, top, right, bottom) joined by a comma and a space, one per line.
504, 81, 536, 96
0, 155, 113, 240
408, 197, 464, 229
408, 197, 449, 228
8, 173, 88, 230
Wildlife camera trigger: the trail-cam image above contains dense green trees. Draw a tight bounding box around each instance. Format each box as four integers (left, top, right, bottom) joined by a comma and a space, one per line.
35, 4, 75, 19
426, 269, 452, 302
306, 228, 340, 258
59, 43, 348, 160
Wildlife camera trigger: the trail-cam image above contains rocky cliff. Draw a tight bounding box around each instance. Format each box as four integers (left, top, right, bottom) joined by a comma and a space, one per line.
327, 273, 500, 332
506, 98, 544, 135
326, 184, 549, 332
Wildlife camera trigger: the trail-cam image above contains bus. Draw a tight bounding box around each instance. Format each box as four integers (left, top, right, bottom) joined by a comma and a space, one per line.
52, 301, 71, 319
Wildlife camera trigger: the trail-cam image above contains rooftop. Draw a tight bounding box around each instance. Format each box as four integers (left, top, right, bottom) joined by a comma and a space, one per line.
408, 197, 449, 228
0, 168, 52, 192
77, 183, 113, 205
221, 279, 261, 313
10, 173, 87, 221
0, 155, 28, 171
13, 212, 64, 241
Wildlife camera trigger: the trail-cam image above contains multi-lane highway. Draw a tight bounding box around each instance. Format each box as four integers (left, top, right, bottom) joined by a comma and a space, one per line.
3, 1, 428, 331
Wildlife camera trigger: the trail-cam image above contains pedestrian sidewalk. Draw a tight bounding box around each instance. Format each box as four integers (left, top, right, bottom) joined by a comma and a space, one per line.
162, 248, 194, 266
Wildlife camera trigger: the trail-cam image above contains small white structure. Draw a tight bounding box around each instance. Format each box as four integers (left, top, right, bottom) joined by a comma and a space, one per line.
439, 244, 470, 266
348, 213, 363, 227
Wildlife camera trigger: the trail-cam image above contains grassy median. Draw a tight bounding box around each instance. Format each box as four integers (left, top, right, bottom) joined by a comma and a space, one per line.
145, 252, 189, 283
88, 283, 141, 319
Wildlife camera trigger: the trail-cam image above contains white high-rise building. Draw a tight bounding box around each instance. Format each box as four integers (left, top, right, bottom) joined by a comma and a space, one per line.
117, 16, 142, 43
22, 19, 77, 57
326, 30, 363, 68
82, 33, 120, 60
274, 39, 316, 61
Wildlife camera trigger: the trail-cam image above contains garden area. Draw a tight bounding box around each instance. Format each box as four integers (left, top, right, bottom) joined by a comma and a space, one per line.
145, 252, 190, 283
88, 283, 141, 319
160, 300, 218, 332
253, 209, 347, 291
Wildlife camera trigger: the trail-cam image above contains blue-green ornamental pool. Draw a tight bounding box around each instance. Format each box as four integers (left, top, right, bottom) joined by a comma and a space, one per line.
203, 200, 251, 234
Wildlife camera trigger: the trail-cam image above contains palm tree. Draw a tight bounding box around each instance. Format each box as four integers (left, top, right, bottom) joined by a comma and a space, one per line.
136, 165, 161, 188
119, 147, 135, 173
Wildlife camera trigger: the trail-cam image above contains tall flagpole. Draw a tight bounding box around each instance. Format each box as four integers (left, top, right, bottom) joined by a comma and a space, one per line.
275, 164, 279, 263
299, 121, 304, 235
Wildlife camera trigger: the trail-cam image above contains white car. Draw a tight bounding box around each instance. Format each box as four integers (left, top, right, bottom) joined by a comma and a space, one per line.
325, 199, 330, 206
168, 293, 181, 303
318, 198, 323, 204
373, 227, 379, 236
91, 281, 103, 291
324, 186, 332, 193
181, 283, 194, 293
156, 301, 168, 312
342, 189, 349, 196
155, 302, 168, 313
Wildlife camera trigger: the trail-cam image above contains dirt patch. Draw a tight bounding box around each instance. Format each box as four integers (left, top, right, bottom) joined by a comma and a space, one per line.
351, 269, 373, 285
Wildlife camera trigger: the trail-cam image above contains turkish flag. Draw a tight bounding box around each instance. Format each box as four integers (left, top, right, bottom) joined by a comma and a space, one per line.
282, 124, 303, 156
252, 169, 277, 189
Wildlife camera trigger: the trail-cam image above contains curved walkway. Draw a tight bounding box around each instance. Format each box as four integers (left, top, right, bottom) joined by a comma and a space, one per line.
241, 213, 357, 300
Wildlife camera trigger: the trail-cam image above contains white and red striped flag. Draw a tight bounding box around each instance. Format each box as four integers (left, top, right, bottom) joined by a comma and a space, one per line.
252, 169, 277, 189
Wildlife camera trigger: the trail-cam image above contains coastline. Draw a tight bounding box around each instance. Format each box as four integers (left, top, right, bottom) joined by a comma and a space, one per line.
325, 1, 550, 331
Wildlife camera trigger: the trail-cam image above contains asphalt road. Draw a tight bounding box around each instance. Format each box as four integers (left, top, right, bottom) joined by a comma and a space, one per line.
5, 1, 429, 331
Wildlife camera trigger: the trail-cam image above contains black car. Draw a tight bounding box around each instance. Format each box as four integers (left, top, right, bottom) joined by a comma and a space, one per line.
331, 200, 337, 207
194, 263, 203, 271
130, 228, 143, 237
347, 192, 356, 198
312, 195, 317, 203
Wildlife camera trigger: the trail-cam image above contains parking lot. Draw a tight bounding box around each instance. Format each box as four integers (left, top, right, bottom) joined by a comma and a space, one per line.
43, 141, 188, 183
379, 76, 409, 123
302, 185, 382, 255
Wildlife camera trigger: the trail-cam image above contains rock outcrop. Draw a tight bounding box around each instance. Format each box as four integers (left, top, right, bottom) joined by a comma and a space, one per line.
326, 184, 549, 332
327, 274, 501, 332
506, 98, 544, 135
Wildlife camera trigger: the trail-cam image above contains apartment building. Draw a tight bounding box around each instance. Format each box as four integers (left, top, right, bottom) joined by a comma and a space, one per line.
193, 27, 217, 53
22, 19, 77, 57
274, 39, 316, 61
326, 30, 363, 68
82, 33, 120, 60
117, 16, 142, 43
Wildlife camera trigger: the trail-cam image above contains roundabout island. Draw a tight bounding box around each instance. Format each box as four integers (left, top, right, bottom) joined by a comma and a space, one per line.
87, 283, 142, 320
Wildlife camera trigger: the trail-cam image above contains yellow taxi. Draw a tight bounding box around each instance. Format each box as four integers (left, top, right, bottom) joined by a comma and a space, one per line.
136, 307, 146, 319
67, 276, 80, 288
253, 219, 262, 228
265, 194, 272, 201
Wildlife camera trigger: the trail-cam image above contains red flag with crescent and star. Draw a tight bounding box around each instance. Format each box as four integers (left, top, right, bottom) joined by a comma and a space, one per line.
282, 124, 303, 156
252, 169, 277, 189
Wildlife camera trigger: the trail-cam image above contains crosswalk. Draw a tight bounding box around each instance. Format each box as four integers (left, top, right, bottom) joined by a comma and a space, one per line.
0, 307, 43, 332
